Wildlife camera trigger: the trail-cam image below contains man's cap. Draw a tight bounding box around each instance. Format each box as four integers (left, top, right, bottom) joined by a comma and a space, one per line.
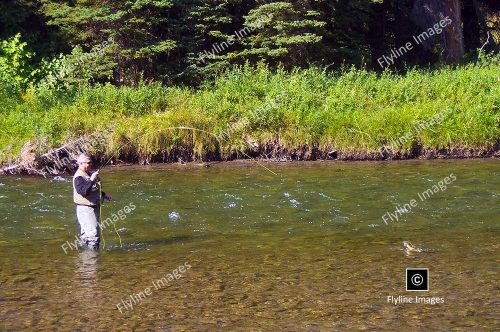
76, 153, 92, 163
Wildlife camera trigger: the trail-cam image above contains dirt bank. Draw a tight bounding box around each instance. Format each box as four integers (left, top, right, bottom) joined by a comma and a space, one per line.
1, 139, 498, 176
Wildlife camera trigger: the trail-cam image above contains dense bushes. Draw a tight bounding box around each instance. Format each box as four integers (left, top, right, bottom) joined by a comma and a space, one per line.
0, 58, 498, 164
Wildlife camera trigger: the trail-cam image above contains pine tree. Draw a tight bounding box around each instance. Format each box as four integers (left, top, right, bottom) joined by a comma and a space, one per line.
227, 1, 326, 69
181, 0, 237, 82
179, 0, 254, 83
41, 0, 177, 86
311, 0, 376, 68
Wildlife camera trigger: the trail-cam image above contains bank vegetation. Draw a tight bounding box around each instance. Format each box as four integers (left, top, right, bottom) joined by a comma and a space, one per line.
1, 59, 499, 174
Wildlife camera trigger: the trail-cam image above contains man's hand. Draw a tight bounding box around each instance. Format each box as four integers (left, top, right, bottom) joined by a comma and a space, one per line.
90, 170, 100, 181
104, 194, 113, 201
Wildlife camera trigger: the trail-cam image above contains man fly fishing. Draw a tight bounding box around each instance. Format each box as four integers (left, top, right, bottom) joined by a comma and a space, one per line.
73, 153, 112, 250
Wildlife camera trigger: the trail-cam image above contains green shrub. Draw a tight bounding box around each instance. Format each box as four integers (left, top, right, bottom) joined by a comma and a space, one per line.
0, 56, 498, 164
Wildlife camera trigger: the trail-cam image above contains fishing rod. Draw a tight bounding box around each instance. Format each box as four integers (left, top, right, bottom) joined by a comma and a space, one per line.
97, 174, 122, 250
98, 181, 106, 250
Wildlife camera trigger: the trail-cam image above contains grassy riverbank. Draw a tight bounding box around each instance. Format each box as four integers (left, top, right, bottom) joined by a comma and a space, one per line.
0, 59, 499, 169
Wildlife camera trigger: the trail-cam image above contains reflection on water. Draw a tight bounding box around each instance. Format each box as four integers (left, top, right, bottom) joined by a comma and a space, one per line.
76, 250, 99, 297
73, 250, 101, 326
0, 159, 498, 330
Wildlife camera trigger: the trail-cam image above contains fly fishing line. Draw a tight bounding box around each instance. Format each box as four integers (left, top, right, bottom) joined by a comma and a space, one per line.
100, 179, 122, 248
99, 182, 106, 250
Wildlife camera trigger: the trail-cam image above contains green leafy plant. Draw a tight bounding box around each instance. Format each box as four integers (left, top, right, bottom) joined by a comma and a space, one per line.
0, 33, 37, 89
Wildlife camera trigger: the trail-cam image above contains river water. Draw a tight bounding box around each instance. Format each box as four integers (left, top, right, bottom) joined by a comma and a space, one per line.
0, 160, 498, 330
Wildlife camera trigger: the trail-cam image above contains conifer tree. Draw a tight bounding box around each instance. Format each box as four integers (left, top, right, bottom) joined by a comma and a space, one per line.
181, 0, 239, 82
227, 1, 326, 68
41, 0, 177, 85
311, 0, 376, 67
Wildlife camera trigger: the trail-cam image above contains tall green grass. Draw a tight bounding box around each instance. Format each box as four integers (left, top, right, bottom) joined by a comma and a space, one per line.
0, 58, 498, 164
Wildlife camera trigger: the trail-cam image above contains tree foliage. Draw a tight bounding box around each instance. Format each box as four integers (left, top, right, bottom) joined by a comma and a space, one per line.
0, 0, 497, 87
41, 0, 177, 85
0, 33, 36, 88
225, 1, 326, 68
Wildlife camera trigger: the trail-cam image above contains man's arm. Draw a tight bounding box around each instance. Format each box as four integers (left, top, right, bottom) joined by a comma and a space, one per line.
74, 176, 97, 196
